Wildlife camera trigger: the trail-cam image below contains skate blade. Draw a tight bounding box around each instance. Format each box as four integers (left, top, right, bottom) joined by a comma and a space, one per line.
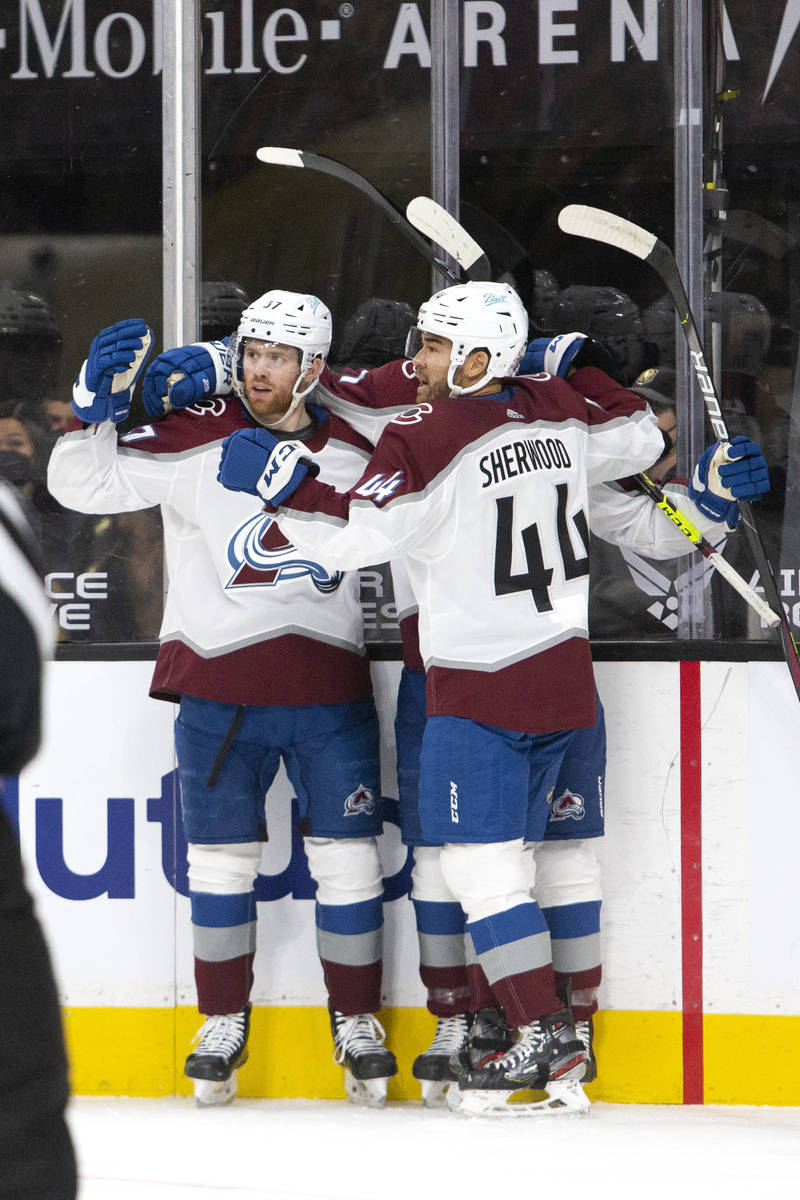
193, 1072, 238, 1108
448, 1081, 590, 1118
543, 1078, 591, 1115
344, 1069, 388, 1109
420, 1078, 451, 1109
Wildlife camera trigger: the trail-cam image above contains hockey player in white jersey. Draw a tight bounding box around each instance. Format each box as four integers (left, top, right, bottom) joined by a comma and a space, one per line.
147, 289, 768, 1111
213, 279, 671, 1112
47, 294, 399, 1109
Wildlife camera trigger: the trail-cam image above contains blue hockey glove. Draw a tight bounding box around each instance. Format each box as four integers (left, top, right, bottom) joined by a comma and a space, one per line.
72, 319, 153, 423
517, 333, 614, 378
517, 337, 552, 375
218, 427, 317, 505
141, 340, 230, 417
689, 435, 770, 524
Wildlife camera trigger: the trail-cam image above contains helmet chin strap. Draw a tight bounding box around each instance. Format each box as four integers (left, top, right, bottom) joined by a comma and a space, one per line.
446, 360, 494, 397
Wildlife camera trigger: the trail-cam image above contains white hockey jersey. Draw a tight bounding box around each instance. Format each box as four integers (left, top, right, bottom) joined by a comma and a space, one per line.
47, 399, 374, 706
271, 368, 665, 733
318, 358, 731, 663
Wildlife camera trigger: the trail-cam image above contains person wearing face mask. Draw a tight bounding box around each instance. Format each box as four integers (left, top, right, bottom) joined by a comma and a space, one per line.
0, 405, 88, 580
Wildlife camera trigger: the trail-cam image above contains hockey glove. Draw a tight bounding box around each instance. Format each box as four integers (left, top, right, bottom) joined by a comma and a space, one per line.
689, 435, 770, 524
518, 333, 614, 378
218, 427, 317, 505
72, 318, 154, 423
141, 340, 231, 417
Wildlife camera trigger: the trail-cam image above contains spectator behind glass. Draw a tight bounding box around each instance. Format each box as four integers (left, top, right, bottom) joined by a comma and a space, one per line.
0, 397, 164, 644
40, 396, 72, 436
201, 281, 250, 342
330, 296, 416, 372
643, 288, 785, 574
0, 403, 86, 574
548, 284, 646, 386
0, 282, 62, 410
84, 506, 164, 643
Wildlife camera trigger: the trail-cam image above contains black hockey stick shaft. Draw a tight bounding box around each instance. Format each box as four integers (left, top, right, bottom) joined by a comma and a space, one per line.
558, 204, 800, 696
256, 147, 464, 283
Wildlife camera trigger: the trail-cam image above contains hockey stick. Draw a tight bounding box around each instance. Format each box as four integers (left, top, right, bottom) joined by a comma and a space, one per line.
405, 196, 492, 280
250, 163, 779, 630
633, 471, 778, 628
405, 197, 781, 631
256, 147, 466, 284
558, 203, 800, 691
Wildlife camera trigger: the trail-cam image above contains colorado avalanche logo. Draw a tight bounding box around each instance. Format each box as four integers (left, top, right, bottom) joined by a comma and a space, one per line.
391, 402, 433, 425
548, 789, 586, 822
343, 784, 376, 818
226, 512, 342, 593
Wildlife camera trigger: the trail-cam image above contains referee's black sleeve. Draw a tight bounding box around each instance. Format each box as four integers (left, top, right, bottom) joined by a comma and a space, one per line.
0, 481, 48, 775
0, 585, 42, 776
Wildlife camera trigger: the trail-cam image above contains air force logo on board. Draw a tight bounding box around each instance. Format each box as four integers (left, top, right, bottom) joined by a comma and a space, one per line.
226, 512, 342, 593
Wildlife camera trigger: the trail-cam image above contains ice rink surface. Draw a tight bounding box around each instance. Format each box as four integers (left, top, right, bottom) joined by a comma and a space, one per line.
69, 1095, 800, 1200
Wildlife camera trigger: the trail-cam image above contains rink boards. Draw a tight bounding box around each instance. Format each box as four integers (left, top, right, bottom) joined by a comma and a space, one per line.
11, 658, 800, 1106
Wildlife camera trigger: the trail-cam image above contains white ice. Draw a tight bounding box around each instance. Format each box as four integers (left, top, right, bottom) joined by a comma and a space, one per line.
69, 1096, 800, 1200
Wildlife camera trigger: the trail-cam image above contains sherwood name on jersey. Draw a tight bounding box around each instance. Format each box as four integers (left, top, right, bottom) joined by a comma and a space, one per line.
478, 435, 572, 487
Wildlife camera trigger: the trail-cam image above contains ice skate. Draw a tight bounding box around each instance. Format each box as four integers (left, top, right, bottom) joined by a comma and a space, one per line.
576, 1016, 597, 1082
331, 1010, 398, 1109
412, 1013, 470, 1108
449, 1008, 586, 1117
447, 1007, 514, 1078
184, 1005, 250, 1107
540, 1015, 595, 1113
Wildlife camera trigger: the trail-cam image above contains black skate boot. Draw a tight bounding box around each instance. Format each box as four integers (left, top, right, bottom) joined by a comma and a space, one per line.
412, 1014, 470, 1108
556, 982, 597, 1086
452, 1009, 586, 1116
330, 1010, 398, 1109
576, 1017, 597, 1083
448, 1007, 514, 1079
184, 1003, 251, 1107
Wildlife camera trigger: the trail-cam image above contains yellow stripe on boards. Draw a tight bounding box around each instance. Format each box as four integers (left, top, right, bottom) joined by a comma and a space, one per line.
704, 1014, 800, 1105
61, 1007, 798, 1106
63, 1007, 178, 1097
586, 1010, 683, 1104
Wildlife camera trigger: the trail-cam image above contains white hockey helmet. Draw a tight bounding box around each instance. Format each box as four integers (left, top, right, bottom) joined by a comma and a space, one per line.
229, 289, 332, 425
409, 280, 529, 395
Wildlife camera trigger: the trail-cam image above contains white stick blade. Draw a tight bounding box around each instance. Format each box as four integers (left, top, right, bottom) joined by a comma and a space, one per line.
708, 551, 781, 627
558, 204, 658, 261
256, 147, 305, 168
406, 196, 483, 270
